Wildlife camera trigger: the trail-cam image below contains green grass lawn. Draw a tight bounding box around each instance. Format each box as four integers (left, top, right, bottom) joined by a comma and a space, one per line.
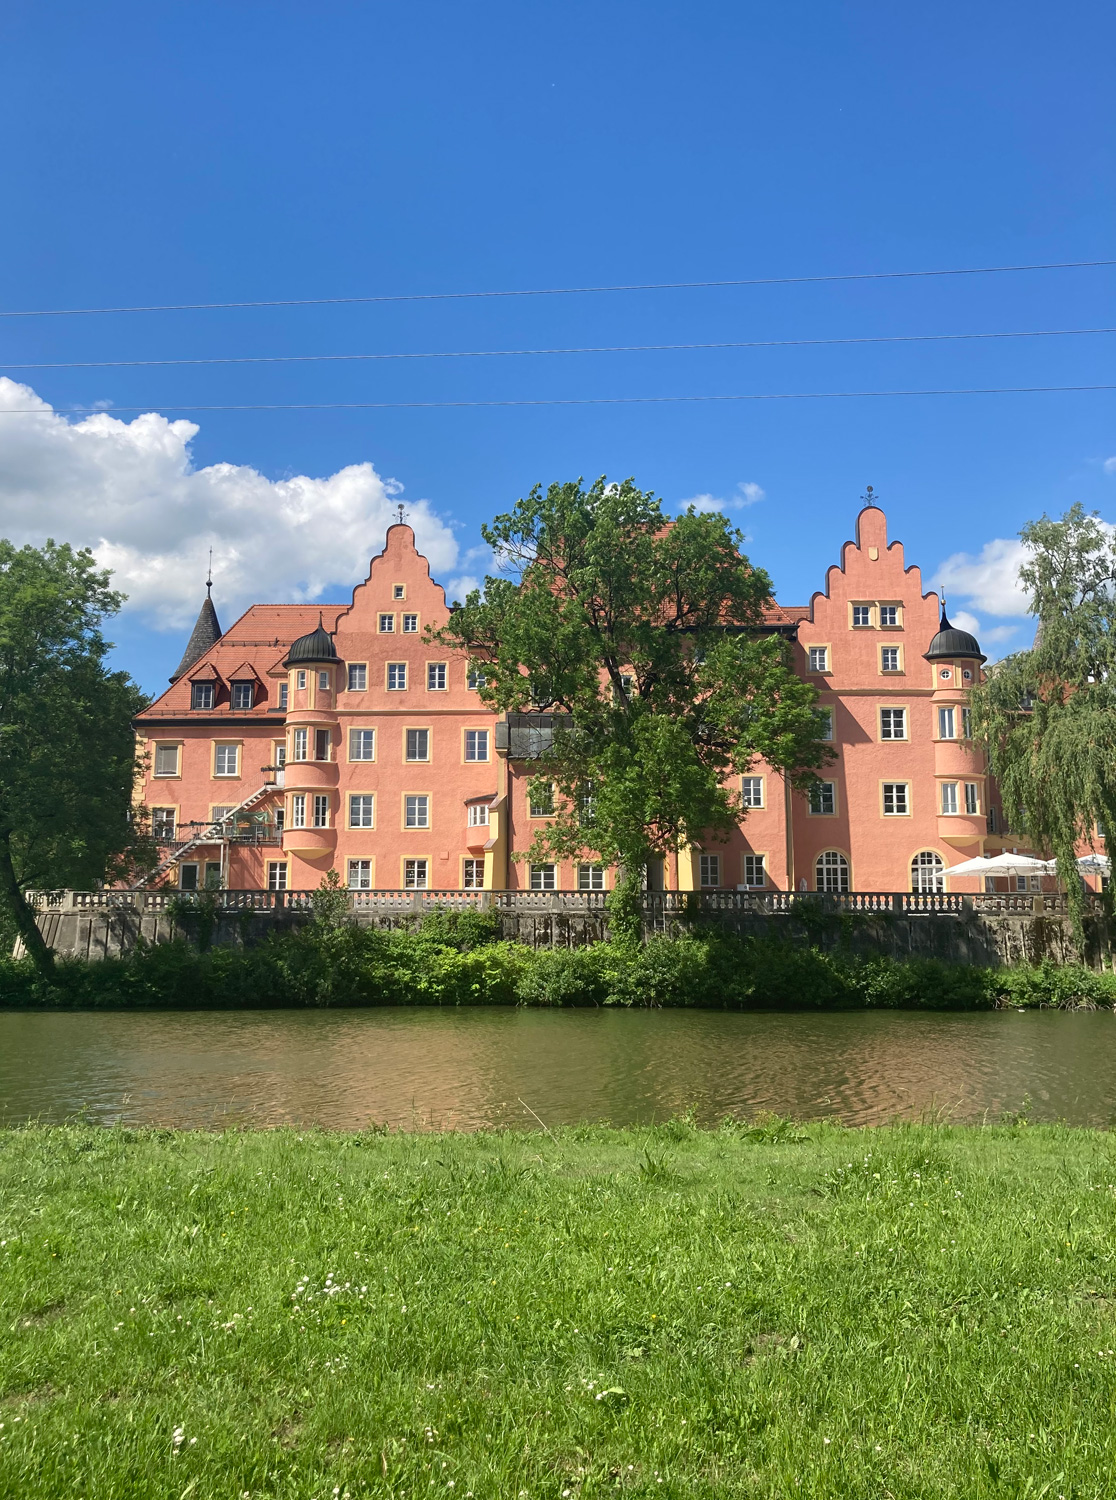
3, 1121, 1116, 1498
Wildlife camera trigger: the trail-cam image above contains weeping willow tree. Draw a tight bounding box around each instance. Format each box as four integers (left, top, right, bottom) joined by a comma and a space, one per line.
969, 504, 1116, 933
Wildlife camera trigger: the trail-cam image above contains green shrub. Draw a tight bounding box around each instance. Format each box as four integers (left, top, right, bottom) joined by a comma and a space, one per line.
2, 917, 1113, 1011
514, 946, 608, 1007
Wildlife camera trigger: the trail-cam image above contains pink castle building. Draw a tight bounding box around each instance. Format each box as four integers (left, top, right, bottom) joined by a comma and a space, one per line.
135, 500, 1020, 896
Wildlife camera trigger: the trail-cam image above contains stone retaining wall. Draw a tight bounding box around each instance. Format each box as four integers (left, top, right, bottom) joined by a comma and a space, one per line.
28, 892, 1114, 969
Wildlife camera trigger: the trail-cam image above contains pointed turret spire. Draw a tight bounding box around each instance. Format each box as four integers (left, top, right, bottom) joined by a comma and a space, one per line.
170, 581, 223, 682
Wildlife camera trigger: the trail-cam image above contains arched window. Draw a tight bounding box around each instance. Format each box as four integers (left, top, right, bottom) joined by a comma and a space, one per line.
815, 850, 850, 893
910, 850, 945, 892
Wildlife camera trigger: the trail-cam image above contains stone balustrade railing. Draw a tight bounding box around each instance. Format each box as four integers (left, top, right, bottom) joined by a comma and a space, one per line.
25, 888, 1093, 918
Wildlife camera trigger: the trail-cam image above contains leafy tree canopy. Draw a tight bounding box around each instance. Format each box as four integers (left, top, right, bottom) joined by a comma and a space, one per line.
436, 478, 832, 922
970, 503, 1116, 927
0, 539, 150, 970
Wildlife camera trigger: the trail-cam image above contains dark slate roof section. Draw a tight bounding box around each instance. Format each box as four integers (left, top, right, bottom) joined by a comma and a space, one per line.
924, 610, 987, 664
283, 614, 339, 667
170, 590, 223, 682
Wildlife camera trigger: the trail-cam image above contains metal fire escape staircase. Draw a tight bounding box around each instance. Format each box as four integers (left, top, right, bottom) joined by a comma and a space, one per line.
133, 782, 281, 889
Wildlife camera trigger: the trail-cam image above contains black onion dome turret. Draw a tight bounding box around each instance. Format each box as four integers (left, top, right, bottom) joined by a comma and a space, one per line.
283, 614, 338, 667
924, 610, 986, 664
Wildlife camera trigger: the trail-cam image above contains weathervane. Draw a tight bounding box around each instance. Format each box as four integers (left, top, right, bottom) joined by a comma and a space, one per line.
861, 485, 879, 507
206, 548, 213, 595
397, 503, 406, 525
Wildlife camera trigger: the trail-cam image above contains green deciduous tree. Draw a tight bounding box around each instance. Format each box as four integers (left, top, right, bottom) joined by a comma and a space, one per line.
0, 540, 151, 972
436, 477, 832, 935
970, 504, 1116, 932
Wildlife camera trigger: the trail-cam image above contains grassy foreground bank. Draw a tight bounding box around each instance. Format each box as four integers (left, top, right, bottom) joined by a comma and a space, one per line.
4, 1123, 1116, 1497
4, 911, 1116, 1010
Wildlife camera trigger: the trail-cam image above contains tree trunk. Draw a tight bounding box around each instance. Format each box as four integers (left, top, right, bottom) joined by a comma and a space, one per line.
0, 832, 55, 975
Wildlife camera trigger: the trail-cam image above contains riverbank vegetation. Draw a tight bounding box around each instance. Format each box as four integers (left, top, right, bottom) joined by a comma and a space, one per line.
4, 1120, 1116, 1497
2, 910, 1115, 1010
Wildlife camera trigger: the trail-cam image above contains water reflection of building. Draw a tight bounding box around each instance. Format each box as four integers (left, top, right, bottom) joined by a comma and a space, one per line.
135, 500, 1052, 895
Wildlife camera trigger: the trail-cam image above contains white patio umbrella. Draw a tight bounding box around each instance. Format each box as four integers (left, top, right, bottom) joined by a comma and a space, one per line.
1074, 853, 1111, 875
945, 852, 1056, 879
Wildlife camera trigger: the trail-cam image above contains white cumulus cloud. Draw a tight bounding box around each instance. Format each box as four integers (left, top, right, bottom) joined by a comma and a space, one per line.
1104, 456, 1116, 475
934, 537, 1031, 618
0, 378, 460, 630
677, 480, 765, 514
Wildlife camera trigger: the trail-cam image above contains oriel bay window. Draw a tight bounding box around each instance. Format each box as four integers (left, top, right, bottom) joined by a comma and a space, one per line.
292, 728, 308, 761
291, 794, 306, 829
965, 782, 980, 814
941, 782, 960, 815
314, 728, 331, 761
467, 803, 489, 827
312, 795, 329, 828
938, 706, 956, 739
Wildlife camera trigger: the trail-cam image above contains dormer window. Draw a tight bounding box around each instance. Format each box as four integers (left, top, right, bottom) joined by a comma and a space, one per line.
192, 682, 215, 710
231, 682, 254, 710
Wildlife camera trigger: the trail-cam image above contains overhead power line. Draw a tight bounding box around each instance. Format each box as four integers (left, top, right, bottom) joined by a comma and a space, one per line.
3, 325, 1114, 372
1, 258, 1113, 319
2, 383, 1114, 415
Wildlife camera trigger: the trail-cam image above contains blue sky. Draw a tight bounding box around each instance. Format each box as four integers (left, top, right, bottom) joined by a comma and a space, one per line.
1, 0, 1113, 691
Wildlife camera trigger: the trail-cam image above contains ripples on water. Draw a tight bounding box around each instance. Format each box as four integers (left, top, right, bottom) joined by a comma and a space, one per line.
2, 1008, 1115, 1131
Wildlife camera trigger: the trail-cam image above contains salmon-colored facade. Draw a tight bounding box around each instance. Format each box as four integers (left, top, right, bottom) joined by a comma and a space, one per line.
135, 502, 1029, 895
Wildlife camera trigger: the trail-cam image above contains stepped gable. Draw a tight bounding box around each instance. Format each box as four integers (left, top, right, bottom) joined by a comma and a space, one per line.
138, 601, 346, 721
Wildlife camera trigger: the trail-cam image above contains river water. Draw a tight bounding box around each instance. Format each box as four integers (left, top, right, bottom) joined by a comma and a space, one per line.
1, 1007, 1115, 1130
